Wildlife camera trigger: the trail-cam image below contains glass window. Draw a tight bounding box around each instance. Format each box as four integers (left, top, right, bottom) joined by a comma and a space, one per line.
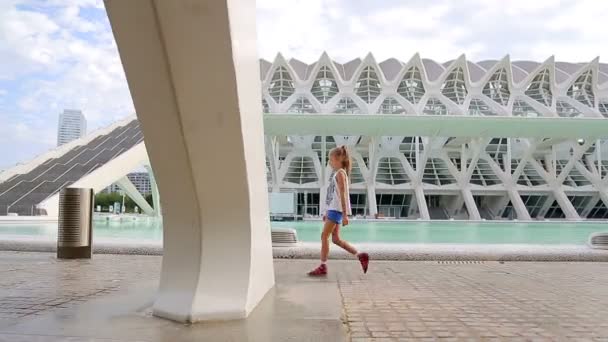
567, 70, 594, 108
287, 97, 316, 114
525, 69, 552, 106
441, 67, 467, 104
376, 157, 409, 185
423, 97, 449, 115
334, 97, 361, 114
377, 97, 405, 114
512, 99, 541, 117
482, 68, 510, 106
311, 66, 339, 104
268, 66, 295, 103
355, 66, 381, 104
599, 100, 608, 118
468, 98, 499, 116
397, 67, 425, 104
422, 159, 456, 185
556, 100, 582, 118
284, 156, 318, 184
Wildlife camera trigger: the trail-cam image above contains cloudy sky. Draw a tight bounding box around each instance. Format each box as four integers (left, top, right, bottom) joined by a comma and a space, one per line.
0, 0, 607, 169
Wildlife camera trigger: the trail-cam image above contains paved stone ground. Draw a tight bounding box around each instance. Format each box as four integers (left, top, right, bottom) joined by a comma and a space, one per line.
0, 251, 160, 321
336, 260, 608, 341
1, 252, 608, 341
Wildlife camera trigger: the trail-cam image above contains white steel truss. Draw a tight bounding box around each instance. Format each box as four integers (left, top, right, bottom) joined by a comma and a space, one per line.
260, 53, 608, 221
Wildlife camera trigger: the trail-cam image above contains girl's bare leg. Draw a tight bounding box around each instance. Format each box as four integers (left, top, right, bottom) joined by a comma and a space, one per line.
331, 225, 358, 255
320, 220, 338, 262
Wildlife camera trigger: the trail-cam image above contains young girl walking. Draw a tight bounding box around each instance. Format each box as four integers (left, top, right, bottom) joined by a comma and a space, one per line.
308, 146, 369, 276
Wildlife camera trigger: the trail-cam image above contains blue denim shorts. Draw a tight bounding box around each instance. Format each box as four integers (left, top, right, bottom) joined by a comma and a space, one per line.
326, 210, 343, 224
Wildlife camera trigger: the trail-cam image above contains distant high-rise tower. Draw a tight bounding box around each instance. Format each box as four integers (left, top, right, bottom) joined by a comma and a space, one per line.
57, 109, 87, 146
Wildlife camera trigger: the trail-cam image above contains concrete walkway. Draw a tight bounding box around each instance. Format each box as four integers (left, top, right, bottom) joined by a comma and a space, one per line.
0, 252, 607, 341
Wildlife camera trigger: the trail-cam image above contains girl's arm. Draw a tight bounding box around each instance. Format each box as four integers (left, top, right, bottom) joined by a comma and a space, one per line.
336, 170, 349, 214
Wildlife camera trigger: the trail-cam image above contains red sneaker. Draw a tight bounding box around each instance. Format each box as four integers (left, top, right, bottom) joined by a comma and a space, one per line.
358, 253, 369, 274
308, 264, 327, 277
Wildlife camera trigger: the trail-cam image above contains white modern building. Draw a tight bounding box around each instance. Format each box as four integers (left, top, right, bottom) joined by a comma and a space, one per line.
57, 109, 87, 146
104, 172, 152, 195
261, 53, 608, 221
3, 53, 608, 221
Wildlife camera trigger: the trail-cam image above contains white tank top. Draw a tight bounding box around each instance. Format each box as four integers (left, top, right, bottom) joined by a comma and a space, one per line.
325, 169, 352, 214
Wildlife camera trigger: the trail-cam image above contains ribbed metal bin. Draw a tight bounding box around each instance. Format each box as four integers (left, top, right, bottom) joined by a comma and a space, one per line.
271, 227, 298, 247
589, 232, 608, 250
57, 188, 94, 259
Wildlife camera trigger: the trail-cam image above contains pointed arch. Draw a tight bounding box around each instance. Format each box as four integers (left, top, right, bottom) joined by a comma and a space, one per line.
397, 66, 425, 104
311, 65, 339, 104
441, 67, 467, 105
482, 68, 510, 106
377, 97, 405, 114
355, 66, 381, 104
268, 66, 295, 103
567, 69, 594, 108
525, 68, 552, 106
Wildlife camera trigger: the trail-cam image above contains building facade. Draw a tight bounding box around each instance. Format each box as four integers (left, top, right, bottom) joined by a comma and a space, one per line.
104, 172, 152, 195
57, 109, 87, 146
261, 53, 608, 220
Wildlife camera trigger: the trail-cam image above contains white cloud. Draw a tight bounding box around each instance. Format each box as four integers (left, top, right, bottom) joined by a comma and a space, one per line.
0, 1, 133, 167
1, 0, 607, 168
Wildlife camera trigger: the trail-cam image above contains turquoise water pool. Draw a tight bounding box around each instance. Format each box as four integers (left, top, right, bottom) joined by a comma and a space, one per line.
0, 219, 607, 244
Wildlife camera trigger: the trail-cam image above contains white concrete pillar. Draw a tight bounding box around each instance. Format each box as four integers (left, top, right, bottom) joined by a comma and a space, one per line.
144, 165, 162, 217
486, 194, 511, 219
461, 188, 481, 220
507, 189, 532, 220
115, 176, 155, 215
581, 193, 600, 219
366, 184, 378, 216
552, 189, 580, 220
599, 189, 608, 209
538, 194, 556, 219
414, 186, 430, 220
105, 0, 274, 322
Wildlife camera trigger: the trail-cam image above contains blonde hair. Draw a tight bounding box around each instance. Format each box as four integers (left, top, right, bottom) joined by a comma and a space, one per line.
329, 145, 352, 178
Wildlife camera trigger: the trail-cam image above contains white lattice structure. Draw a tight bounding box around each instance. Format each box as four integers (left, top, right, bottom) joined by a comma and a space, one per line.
261, 53, 608, 221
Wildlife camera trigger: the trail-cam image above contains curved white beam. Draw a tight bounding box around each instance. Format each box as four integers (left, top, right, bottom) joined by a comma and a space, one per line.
106, 0, 274, 323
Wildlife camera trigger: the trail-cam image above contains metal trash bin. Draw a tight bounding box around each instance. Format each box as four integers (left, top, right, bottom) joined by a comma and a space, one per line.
57, 188, 94, 259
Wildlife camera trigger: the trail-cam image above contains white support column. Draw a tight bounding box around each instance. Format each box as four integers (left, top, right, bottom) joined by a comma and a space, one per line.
414, 186, 430, 220
366, 184, 378, 217
507, 189, 532, 220
106, 0, 274, 322
264, 137, 279, 193
115, 176, 155, 216
581, 193, 601, 219
552, 189, 580, 220
486, 194, 511, 219
461, 188, 481, 220
599, 190, 608, 209
528, 157, 580, 221
537, 193, 556, 219
144, 164, 161, 217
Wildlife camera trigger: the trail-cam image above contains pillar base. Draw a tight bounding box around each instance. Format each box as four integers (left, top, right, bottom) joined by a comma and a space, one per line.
57, 246, 91, 259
